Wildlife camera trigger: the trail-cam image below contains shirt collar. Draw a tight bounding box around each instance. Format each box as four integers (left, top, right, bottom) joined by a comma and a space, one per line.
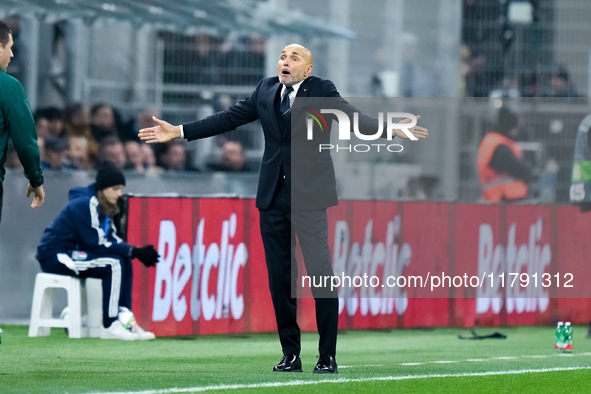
281, 80, 304, 97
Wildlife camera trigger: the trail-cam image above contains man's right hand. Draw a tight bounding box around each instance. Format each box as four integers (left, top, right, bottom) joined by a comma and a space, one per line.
138, 116, 181, 144
26, 184, 45, 209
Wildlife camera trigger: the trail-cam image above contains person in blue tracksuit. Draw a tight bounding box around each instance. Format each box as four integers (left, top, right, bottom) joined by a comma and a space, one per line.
36, 161, 159, 340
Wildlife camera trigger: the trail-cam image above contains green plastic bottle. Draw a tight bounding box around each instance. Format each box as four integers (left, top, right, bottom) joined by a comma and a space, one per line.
563, 322, 573, 352
555, 321, 564, 352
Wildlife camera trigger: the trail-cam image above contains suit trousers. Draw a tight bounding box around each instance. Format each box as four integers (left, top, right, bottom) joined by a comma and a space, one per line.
259, 176, 338, 357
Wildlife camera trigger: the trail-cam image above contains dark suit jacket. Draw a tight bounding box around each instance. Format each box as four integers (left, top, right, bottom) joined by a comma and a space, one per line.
183, 75, 383, 211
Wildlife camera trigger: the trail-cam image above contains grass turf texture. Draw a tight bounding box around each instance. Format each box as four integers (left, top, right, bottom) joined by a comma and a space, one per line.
1, 325, 590, 393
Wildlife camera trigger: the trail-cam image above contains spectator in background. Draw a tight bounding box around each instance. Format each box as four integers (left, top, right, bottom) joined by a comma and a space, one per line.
67, 135, 91, 170
124, 140, 144, 172
140, 144, 162, 174
193, 33, 221, 85
34, 109, 51, 138
122, 106, 160, 142
520, 71, 538, 98
97, 136, 126, 170
41, 106, 65, 137
545, 65, 581, 98
158, 140, 190, 172
207, 140, 250, 172
91, 103, 119, 142
477, 107, 531, 202
42, 137, 74, 170
64, 102, 98, 161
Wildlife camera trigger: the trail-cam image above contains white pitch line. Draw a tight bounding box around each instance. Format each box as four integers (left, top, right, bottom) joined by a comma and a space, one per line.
339, 365, 384, 369
430, 361, 458, 364
90, 367, 591, 394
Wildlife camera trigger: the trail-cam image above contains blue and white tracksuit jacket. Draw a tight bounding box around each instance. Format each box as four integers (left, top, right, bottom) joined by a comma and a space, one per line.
36, 184, 133, 326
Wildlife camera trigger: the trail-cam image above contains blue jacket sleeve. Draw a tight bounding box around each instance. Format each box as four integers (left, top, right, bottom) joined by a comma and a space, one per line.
70, 197, 132, 258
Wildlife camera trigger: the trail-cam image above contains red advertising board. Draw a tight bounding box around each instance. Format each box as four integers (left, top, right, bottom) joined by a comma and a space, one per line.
127, 197, 591, 336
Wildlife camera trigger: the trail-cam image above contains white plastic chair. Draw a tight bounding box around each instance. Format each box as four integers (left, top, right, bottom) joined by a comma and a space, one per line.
28, 273, 102, 338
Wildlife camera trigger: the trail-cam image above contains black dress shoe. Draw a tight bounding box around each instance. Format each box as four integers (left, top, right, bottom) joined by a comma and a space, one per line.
313, 355, 338, 374
273, 354, 303, 372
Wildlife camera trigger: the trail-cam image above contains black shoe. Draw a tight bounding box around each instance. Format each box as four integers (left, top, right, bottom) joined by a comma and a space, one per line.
273, 354, 302, 372
313, 355, 338, 374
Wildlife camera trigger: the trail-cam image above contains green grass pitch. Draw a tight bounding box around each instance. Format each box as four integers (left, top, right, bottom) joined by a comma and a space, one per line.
1, 324, 591, 393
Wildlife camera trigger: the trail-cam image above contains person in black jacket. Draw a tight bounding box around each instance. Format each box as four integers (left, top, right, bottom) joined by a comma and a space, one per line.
36, 162, 159, 340
139, 44, 428, 371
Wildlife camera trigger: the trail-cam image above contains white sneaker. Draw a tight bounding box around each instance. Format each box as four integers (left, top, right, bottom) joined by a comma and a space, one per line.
117, 307, 155, 340
132, 324, 156, 340
100, 320, 139, 340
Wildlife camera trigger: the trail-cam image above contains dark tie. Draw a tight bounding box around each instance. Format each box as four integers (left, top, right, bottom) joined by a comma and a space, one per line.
279, 86, 294, 115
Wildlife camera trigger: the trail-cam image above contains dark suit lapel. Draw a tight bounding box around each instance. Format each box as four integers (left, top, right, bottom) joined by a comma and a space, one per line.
267, 80, 283, 135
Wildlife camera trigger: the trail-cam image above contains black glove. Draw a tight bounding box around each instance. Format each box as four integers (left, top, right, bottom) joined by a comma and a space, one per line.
131, 245, 160, 267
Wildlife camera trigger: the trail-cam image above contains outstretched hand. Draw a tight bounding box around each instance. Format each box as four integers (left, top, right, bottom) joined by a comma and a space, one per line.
138, 116, 182, 144
27, 184, 45, 209
394, 115, 429, 140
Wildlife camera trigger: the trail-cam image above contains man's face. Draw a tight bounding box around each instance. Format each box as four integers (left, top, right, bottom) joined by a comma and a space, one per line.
222, 142, 245, 171
0, 34, 14, 72
68, 137, 89, 169
92, 107, 115, 129
102, 143, 126, 170
124, 141, 143, 168
550, 76, 566, 93
277, 44, 313, 86
101, 185, 124, 205
45, 149, 65, 169
162, 145, 186, 171
141, 144, 155, 167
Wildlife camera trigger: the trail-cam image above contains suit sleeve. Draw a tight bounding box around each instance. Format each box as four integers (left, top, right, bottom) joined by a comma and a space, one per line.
183, 80, 261, 141
6, 79, 44, 187
321, 80, 390, 139
71, 198, 132, 258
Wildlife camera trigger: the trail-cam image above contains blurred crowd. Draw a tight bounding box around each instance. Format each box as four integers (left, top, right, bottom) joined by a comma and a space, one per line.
6, 103, 253, 174
460, 41, 583, 99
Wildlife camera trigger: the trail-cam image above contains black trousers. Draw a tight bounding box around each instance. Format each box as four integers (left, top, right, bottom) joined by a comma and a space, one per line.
259, 178, 338, 357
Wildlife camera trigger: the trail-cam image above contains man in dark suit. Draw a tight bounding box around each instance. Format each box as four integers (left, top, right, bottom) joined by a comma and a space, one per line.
139, 44, 428, 373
